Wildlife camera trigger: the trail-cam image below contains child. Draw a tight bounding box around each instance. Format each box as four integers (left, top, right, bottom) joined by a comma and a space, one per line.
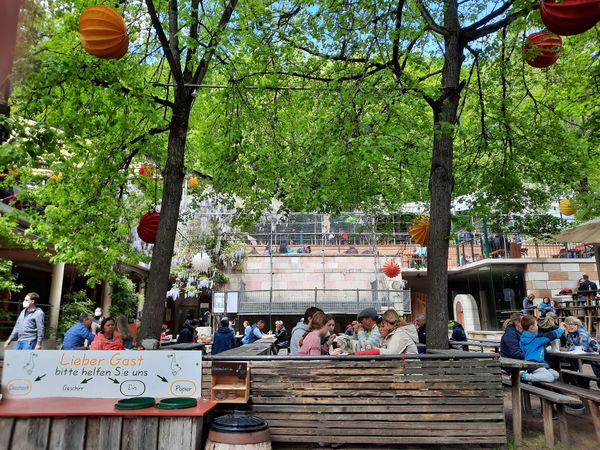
538, 297, 555, 318
519, 315, 564, 382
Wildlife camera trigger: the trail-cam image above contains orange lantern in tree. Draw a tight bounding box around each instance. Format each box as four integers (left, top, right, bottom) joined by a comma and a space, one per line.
410, 216, 430, 247
559, 199, 576, 216
137, 211, 160, 243
138, 164, 154, 177
383, 260, 401, 278
79, 6, 128, 59
541, 0, 600, 36
188, 177, 199, 188
522, 32, 562, 68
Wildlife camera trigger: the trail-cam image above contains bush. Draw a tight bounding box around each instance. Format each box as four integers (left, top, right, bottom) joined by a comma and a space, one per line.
109, 274, 139, 321
57, 290, 94, 338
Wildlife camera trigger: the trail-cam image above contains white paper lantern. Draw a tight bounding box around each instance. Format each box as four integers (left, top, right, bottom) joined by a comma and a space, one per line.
192, 252, 211, 272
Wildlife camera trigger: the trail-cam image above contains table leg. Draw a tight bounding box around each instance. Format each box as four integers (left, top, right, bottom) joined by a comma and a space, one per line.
557, 404, 569, 447
588, 400, 600, 442
542, 399, 555, 448
511, 371, 522, 446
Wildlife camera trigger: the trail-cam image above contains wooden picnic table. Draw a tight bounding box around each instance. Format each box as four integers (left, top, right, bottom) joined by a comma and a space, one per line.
449, 339, 500, 353
499, 357, 546, 446
217, 340, 273, 357
158, 342, 205, 352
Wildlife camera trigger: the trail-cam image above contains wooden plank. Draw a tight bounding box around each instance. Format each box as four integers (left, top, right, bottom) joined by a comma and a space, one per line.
0, 418, 14, 450
85, 417, 122, 450
158, 417, 199, 450
121, 417, 159, 450
539, 381, 600, 402
49, 417, 86, 450
250, 366, 502, 375
251, 374, 502, 383
254, 412, 505, 421
11, 418, 50, 450
251, 381, 501, 390
542, 399, 554, 448
556, 404, 569, 447
250, 395, 504, 405
248, 360, 497, 369
250, 404, 501, 413
267, 427, 505, 437
270, 434, 506, 444
250, 388, 502, 397
263, 419, 503, 430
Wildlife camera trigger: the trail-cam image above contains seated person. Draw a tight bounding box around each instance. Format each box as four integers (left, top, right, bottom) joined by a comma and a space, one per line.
90, 317, 124, 350
212, 318, 237, 355
519, 315, 564, 382
272, 320, 289, 355
348, 310, 418, 355
449, 320, 468, 351
356, 308, 381, 348
298, 312, 332, 355
522, 293, 536, 316
563, 316, 600, 388
62, 313, 96, 350
177, 319, 199, 343
242, 320, 265, 344
538, 297, 555, 318
500, 313, 524, 360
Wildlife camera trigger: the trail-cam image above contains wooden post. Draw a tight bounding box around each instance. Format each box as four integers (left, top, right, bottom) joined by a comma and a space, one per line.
542, 399, 554, 448
556, 404, 569, 447
588, 399, 600, 441
511, 370, 522, 446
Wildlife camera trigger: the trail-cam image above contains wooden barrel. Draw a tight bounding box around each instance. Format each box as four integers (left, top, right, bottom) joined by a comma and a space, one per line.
205, 411, 271, 450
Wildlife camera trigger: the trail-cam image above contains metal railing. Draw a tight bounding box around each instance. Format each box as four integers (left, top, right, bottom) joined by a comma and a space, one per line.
233, 289, 411, 316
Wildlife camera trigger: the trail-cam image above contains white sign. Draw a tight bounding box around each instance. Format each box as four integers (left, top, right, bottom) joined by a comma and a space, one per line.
226, 292, 239, 313
213, 292, 225, 313
1, 350, 202, 399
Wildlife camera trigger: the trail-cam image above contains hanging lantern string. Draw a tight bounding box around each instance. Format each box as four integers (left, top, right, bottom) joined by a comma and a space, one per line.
153, 162, 158, 209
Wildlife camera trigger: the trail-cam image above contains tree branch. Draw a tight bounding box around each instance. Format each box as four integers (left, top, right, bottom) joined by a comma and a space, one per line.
144, 0, 184, 87
183, 0, 200, 80
463, 0, 514, 32
414, 0, 447, 36
466, 2, 537, 41
391, 0, 406, 76
192, 0, 239, 85
168, 0, 181, 68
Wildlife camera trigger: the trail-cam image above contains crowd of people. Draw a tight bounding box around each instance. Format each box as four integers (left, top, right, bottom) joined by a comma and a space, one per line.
501, 306, 600, 387
3, 293, 141, 351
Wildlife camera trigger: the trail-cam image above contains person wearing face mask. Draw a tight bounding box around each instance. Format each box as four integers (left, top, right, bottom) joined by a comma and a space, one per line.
4, 292, 45, 350
91, 307, 104, 333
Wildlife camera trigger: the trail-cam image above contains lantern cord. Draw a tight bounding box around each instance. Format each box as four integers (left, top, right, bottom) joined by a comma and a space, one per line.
154, 163, 158, 208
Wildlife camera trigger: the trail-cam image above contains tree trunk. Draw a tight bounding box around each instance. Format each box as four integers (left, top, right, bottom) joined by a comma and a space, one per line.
138, 97, 192, 341
426, 1, 464, 350
594, 244, 600, 286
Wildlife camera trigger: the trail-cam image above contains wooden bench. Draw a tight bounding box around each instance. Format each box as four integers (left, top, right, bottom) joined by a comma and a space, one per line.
203, 354, 506, 447
502, 378, 581, 448
539, 380, 600, 441
561, 368, 599, 388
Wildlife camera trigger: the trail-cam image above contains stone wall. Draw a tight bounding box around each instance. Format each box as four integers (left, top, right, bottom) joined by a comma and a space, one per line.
524, 260, 598, 299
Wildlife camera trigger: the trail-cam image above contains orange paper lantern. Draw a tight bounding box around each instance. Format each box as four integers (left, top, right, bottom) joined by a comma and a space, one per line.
559, 199, 576, 216
137, 211, 160, 243
188, 177, 199, 188
522, 32, 562, 68
383, 260, 401, 278
79, 6, 128, 60
410, 216, 430, 247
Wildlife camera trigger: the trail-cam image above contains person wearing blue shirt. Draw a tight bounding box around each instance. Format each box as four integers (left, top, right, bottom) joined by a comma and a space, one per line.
242, 320, 265, 344
538, 297, 555, 318
62, 313, 96, 349
519, 315, 564, 382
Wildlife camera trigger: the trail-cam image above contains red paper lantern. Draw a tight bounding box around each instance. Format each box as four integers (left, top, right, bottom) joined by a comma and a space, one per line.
383, 260, 401, 278
541, 0, 600, 36
522, 32, 562, 68
138, 164, 154, 177
137, 211, 160, 243
79, 6, 129, 59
